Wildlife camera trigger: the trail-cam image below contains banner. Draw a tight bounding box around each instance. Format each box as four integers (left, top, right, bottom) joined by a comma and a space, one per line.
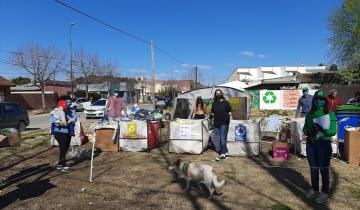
260, 90, 282, 110
282, 90, 301, 109
247, 90, 260, 109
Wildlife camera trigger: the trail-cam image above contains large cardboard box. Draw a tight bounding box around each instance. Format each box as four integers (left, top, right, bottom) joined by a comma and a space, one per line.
0, 133, 21, 147
95, 128, 118, 152
344, 127, 360, 166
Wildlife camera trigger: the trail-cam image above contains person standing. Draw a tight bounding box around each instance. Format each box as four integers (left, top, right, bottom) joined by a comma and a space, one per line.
106, 88, 125, 121
192, 96, 206, 119
326, 89, 342, 112
303, 90, 336, 204
296, 87, 313, 118
211, 89, 232, 161
50, 99, 73, 172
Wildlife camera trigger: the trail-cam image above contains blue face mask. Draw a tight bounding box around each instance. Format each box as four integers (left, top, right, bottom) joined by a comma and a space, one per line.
314, 100, 325, 109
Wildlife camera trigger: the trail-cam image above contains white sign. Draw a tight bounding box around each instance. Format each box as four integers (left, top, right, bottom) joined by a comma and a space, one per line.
120, 139, 148, 152
179, 125, 192, 139
260, 90, 282, 110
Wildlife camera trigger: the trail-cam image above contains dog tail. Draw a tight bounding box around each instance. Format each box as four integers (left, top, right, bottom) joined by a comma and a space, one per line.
212, 175, 225, 189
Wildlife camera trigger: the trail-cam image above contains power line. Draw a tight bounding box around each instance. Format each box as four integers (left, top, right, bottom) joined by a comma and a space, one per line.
53, 0, 184, 64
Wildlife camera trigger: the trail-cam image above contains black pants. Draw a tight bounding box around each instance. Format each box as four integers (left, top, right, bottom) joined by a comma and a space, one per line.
54, 132, 71, 167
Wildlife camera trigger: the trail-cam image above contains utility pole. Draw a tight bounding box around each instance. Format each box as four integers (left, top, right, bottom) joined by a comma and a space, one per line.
143, 65, 146, 102
69, 22, 77, 98
194, 65, 198, 90
151, 40, 155, 108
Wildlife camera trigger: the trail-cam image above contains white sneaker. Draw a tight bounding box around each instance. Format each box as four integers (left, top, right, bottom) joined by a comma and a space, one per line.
316, 192, 328, 204
306, 189, 318, 199
56, 165, 62, 170
216, 154, 227, 161
225, 153, 229, 157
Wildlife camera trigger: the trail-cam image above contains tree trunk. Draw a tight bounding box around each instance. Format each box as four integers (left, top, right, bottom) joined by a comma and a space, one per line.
85, 83, 89, 99
41, 88, 46, 111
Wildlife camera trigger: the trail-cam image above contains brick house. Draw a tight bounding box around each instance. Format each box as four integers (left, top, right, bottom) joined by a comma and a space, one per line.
0, 76, 16, 102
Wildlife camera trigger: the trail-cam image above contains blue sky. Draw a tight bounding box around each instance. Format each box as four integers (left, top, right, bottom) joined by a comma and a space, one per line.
0, 0, 341, 84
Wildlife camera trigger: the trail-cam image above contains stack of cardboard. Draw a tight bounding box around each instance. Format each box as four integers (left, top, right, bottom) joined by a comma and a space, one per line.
95, 128, 118, 152
344, 127, 360, 166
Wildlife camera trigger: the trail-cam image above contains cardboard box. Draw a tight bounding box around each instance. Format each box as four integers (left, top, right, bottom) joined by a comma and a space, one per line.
95, 128, 118, 152
273, 142, 289, 160
0, 133, 21, 147
344, 127, 360, 166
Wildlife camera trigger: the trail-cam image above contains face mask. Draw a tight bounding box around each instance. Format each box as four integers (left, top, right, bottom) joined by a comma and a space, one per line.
314, 100, 325, 109
114, 93, 119, 97
303, 92, 308, 96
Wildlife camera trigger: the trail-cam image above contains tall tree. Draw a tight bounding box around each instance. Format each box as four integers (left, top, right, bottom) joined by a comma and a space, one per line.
96, 59, 119, 97
329, 0, 360, 71
73, 49, 98, 98
11, 44, 64, 110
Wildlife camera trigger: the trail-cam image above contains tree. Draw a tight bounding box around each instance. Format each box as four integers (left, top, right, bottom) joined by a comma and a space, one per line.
96, 59, 119, 97
329, 0, 360, 72
11, 44, 64, 110
11, 76, 31, 85
73, 49, 98, 99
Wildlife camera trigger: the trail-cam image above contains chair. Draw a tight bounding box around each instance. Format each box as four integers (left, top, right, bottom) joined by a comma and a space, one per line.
261, 115, 283, 141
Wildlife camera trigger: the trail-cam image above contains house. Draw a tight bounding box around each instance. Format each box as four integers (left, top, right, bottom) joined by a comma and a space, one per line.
227, 66, 327, 85
11, 80, 76, 96
144, 80, 194, 95
0, 76, 16, 102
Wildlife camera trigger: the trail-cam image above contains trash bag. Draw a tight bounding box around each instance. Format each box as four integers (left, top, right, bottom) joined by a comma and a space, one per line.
208, 129, 221, 154
134, 109, 151, 120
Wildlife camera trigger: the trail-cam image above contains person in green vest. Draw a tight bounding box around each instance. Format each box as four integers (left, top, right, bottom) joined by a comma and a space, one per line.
303, 90, 336, 204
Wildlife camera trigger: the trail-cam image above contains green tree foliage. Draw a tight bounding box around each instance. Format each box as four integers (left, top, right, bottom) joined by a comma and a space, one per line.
11, 76, 31, 85
329, 0, 360, 72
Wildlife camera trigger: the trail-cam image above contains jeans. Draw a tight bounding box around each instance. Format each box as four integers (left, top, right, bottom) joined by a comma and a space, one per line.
306, 140, 332, 193
218, 125, 229, 155
54, 132, 71, 167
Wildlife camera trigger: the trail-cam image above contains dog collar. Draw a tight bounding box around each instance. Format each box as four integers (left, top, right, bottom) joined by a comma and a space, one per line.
179, 162, 190, 176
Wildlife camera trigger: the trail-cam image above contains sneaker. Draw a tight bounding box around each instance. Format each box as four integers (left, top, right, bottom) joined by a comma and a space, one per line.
62, 166, 70, 170
225, 153, 229, 157
56, 165, 62, 170
316, 192, 328, 204
216, 154, 227, 161
306, 189, 318, 199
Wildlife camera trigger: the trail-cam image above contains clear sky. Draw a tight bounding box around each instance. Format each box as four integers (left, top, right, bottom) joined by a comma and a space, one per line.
0, 0, 342, 85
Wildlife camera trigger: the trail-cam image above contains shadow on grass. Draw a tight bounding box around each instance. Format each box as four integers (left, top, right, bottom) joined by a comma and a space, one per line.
247, 152, 338, 210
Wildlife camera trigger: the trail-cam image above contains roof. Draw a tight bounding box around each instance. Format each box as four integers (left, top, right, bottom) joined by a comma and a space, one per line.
45, 80, 73, 87
261, 76, 299, 84
218, 80, 247, 91
0, 76, 15, 87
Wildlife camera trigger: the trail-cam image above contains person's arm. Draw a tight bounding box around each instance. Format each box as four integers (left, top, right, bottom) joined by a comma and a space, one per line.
303, 113, 312, 136
226, 101, 232, 119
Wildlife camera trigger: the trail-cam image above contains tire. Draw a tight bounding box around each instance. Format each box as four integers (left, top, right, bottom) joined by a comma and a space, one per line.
17, 121, 26, 132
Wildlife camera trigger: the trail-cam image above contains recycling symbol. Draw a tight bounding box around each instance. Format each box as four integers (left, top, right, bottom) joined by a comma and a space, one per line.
263, 91, 277, 104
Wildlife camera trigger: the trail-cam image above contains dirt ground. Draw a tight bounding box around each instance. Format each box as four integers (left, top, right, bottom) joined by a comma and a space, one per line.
0, 126, 360, 210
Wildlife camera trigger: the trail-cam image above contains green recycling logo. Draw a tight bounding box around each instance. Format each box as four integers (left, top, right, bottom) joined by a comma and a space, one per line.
262, 91, 277, 104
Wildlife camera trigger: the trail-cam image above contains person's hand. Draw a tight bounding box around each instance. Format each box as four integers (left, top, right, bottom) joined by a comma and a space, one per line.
313, 123, 323, 132
59, 121, 66, 126
68, 118, 75, 124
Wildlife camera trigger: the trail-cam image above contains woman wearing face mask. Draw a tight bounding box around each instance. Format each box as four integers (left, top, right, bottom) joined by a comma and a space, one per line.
326, 89, 342, 112
303, 90, 336, 204
106, 88, 125, 122
210, 89, 232, 161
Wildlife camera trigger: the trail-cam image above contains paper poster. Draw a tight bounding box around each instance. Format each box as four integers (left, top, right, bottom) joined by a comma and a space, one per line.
127, 123, 137, 138
235, 124, 247, 142
313, 114, 330, 130
282, 90, 300, 109
179, 125, 191, 139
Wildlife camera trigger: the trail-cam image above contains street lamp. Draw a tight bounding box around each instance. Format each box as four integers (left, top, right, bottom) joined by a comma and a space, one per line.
69, 22, 77, 98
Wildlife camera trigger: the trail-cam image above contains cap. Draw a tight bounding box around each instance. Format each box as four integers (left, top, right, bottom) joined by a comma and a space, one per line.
112, 88, 120, 93
58, 100, 68, 109
302, 87, 309, 92
314, 90, 327, 99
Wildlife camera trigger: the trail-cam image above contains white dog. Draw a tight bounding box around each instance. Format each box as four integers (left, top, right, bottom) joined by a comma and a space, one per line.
168, 159, 225, 199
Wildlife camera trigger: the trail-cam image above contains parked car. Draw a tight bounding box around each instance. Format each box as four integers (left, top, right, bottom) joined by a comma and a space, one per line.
70, 97, 92, 111
0, 102, 29, 132
84, 99, 107, 119
155, 96, 172, 109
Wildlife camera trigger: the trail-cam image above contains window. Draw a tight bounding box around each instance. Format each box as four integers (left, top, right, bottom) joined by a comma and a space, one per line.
4, 104, 18, 113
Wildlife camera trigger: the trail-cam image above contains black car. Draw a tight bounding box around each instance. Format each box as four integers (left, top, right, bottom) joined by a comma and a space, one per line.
155, 96, 172, 109
0, 102, 29, 132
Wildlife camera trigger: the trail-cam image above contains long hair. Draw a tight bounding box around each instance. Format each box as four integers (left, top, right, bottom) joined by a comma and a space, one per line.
196, 98, 204, 110
213, 89, 225, 101
310, 97, 329, 114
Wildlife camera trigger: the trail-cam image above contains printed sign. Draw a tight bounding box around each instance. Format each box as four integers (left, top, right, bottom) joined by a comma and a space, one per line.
282, 90, 300, 109
260, 90, 282, 110
127, 123, 137, 138
235, 124, 247, 142
179, 125, 192, 139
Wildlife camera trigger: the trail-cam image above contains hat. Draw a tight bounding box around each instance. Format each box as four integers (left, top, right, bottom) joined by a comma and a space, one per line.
57, 100, 68, 109
196, 96, 202, 100
112, 88, 120, 93
302, 87, 309, 92
314, 90, 327, 99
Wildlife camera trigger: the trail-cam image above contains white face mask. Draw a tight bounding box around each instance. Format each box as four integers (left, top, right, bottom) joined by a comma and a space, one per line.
114, 93, 119, 97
